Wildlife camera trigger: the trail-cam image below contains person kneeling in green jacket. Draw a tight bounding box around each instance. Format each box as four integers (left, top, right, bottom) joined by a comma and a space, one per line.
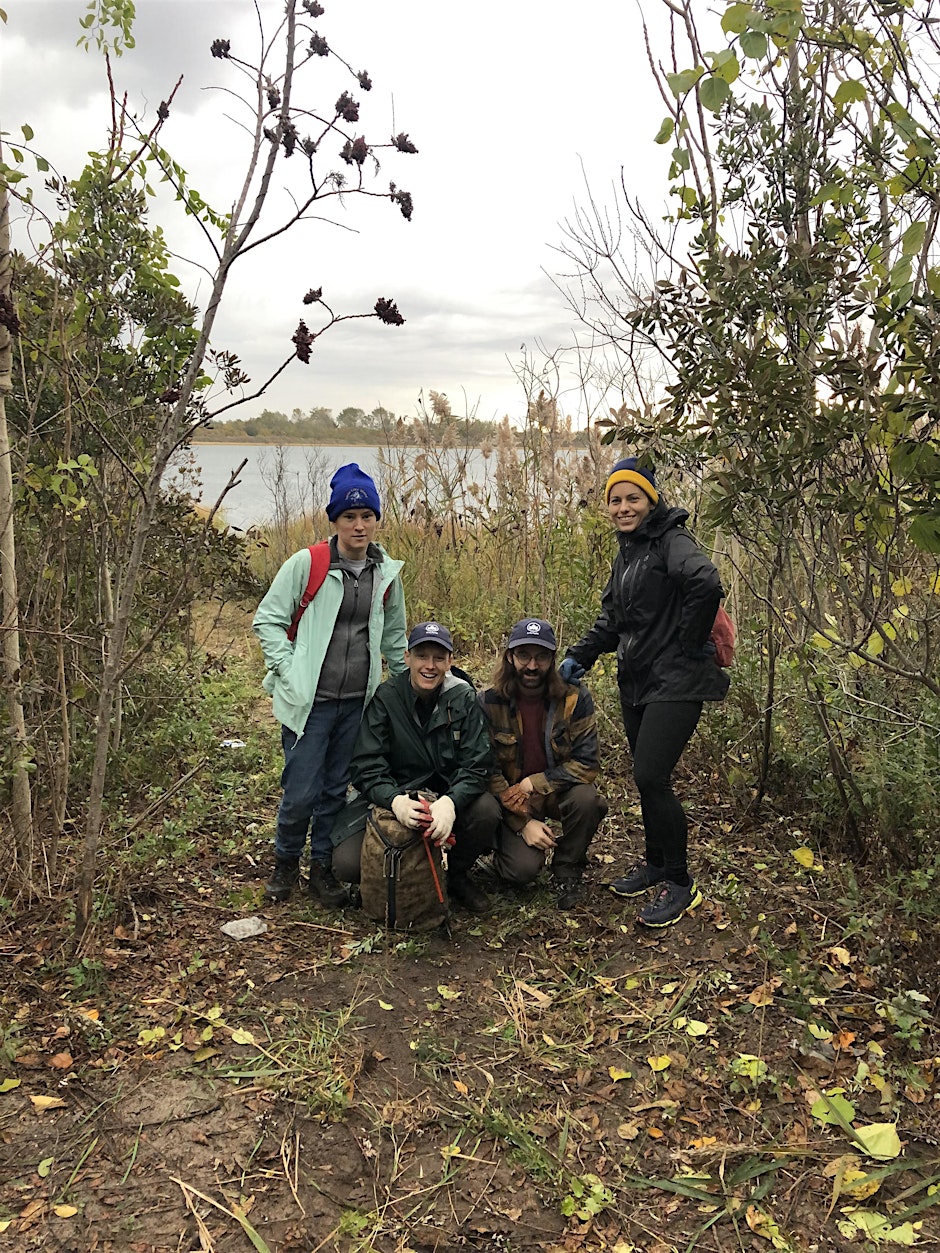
332, 622, 494, 914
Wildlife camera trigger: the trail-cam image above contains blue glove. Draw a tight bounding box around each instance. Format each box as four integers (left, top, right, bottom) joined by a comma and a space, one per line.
558, 657, 585, 685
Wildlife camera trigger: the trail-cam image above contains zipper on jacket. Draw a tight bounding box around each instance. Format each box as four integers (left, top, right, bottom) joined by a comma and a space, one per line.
618, 542, 646, 706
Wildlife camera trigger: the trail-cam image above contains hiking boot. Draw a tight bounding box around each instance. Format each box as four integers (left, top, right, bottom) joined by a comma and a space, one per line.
553, 875, 583, 910
448, 873, 489, 915
264, 857, 300, 902
637, 880, 703, 928
609, 861, 667, 899
307, 860, 349, 909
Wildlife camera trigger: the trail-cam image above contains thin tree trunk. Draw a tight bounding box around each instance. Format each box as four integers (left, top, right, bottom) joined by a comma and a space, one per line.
75, 2, 301, 936
0, 178, 34, 882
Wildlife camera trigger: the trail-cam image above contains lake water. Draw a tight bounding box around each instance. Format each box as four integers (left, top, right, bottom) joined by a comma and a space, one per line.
170, 443, 496, 531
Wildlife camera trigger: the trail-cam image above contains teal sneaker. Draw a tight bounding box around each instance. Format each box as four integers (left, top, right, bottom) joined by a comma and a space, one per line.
637, 880, 703, 928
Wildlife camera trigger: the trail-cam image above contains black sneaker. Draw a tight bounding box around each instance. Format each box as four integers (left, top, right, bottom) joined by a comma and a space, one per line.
448, 873, 489, 915
307, 861, 349, 909
637, 880, 703, 928
264, 857, 300, 902
609, 861, 667, 899
553, 876, 583, 909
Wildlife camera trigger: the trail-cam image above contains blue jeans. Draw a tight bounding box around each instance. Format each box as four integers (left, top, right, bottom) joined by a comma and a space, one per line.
275, 697, 364, 864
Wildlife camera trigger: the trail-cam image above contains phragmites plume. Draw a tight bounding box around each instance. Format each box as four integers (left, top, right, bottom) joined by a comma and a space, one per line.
157, 101, 170, 121
392, 132, 418, 154
340, 136, 369, 165
429, 390, 452, 420
335, 92, 359, 123
303, 288, 323, 304
292, 321, 315, 363
374, 298, 405, 326
302, 0, 325, 14
356, 69, 372, 91
210, 38, 230, 58
309, 32, 329, 56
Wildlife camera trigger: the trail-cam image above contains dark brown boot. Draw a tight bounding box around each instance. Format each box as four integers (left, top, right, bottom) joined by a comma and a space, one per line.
448, 873, 489, 915
308, 860, 349, 909
264, 858, 300, 902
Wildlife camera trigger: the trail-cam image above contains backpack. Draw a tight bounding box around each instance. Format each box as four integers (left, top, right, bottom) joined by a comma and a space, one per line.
286, 542, 392, 642
359, 799, 449, 931
286, 543, 331, 642
710, 605, 736, 668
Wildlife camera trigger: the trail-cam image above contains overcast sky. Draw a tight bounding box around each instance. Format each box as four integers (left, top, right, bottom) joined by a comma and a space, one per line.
3, 0, 672, 427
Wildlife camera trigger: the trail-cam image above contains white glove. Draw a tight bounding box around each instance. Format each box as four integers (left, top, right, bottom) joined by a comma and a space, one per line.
391, 794, 425, 829
427, 795, 456, 842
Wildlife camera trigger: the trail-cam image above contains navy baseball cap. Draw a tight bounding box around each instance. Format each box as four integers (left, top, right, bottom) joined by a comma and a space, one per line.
507, 619, 558, 651
407, 621, 454, 652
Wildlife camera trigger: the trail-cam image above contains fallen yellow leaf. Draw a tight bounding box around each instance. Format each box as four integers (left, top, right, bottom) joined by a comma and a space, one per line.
791, 847, 816, 868
608, 1065, 632, 1082
53, 1205, 77, 1218
230, 1028, 255, 1046
29, 1095, 67, 1110
748, 982, 778, 1007
647, 1055, 672, 1072
854, 1122, 902, 1160
453, 1079, 468, 1095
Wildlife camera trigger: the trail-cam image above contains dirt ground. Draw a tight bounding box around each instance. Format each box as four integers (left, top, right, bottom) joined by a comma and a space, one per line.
3, 779, 939, 1252
2, 606, 939, 1250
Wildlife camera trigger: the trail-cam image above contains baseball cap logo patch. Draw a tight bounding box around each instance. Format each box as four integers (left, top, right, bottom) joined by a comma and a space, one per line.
507, 618, 558, 651
407, 621, 454, 651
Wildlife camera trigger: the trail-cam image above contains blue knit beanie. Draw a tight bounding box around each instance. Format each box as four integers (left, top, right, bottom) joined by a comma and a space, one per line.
605, 456, 659, 505
326, 463, 381, 520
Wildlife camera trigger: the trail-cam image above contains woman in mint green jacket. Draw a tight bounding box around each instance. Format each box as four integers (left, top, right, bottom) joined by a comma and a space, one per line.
252, 464, 407, 906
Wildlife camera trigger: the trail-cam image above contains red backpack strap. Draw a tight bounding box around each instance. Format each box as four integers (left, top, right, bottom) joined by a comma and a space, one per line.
286, 542, 331, 641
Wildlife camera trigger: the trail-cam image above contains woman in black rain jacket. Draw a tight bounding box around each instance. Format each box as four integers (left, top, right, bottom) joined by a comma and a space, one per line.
560, 457, 729, 928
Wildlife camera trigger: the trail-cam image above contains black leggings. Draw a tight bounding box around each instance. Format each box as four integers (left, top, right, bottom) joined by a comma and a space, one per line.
619, 698, 702, 882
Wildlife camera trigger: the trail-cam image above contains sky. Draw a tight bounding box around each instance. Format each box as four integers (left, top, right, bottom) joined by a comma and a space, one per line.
2, 0, 674, 428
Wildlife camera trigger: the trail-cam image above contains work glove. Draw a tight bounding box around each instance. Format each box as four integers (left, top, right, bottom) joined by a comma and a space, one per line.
391, 793, 425, 829
499, 783, 531, 817
427, 795, 456, 843
558, 657, 585, 685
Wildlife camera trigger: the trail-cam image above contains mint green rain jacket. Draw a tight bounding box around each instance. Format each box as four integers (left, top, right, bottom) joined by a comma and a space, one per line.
252, 543, 407, 738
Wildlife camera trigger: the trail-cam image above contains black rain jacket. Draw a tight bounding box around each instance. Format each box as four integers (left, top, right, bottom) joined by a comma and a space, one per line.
567, 501, 730, 706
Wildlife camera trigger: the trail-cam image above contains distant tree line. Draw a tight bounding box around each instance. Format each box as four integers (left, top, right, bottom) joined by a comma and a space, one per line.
196, 405, 504, 445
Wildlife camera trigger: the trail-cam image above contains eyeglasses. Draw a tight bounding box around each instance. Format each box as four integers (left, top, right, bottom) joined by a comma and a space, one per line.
512, 648, 553, 665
